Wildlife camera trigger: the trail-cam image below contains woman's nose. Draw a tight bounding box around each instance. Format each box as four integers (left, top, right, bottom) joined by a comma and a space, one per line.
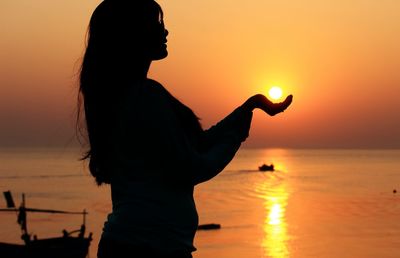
165, 29, 169, 37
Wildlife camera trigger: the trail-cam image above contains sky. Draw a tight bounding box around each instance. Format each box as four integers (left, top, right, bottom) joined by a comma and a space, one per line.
0, 0, 399, 148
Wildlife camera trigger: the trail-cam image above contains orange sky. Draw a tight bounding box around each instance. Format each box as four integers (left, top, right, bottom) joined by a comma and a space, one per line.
0, 0, 399, 148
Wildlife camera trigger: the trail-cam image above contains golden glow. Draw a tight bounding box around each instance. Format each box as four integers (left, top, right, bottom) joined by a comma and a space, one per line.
254, 150, 291, 258
269, 86, 283, 101
263, 188, 289, 258
256, 181, 289, 258
1, 1, 400, 147
268, 202, 283, 225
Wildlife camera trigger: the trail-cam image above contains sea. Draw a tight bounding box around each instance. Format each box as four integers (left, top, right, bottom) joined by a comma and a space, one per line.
1, 148, 399, 258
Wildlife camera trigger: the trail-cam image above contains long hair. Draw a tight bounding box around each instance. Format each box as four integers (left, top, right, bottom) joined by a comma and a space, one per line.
78, 0, 202, 185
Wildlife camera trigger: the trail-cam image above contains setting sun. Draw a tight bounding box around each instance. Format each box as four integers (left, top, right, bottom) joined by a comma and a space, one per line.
269, 86, 283, 101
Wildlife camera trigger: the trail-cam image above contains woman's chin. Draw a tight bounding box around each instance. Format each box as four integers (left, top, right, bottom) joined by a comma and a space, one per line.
152, 49, 168, 60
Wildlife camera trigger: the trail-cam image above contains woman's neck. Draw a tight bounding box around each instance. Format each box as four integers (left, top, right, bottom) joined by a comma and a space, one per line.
133, 60, 151, 79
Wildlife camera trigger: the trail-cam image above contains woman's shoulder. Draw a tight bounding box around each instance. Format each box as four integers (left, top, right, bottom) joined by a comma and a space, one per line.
120, 79, 173, 123
143, 79, 175, 103
144, 79, 168, 94
145, 78, 163, 87
124, 79, 166, 101
141, 78, 161, 90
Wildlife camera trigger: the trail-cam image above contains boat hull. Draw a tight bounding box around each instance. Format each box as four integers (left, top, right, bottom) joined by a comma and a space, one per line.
0, 236, 91, 258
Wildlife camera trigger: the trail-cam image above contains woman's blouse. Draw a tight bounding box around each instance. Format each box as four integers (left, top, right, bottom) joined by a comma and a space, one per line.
101, 79, 252, 254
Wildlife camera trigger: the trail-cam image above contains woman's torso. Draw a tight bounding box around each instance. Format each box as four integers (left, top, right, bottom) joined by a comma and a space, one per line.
101, 79, 199, 253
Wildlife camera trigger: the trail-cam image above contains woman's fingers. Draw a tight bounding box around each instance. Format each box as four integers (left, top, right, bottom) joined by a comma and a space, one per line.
242, 94, 293, 116
277, 94, 293, 112
259, 94, 293, 116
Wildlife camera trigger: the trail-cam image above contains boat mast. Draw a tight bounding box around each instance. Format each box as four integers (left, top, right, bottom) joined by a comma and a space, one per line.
2, 191, 90, 242
19, 193, 30, 243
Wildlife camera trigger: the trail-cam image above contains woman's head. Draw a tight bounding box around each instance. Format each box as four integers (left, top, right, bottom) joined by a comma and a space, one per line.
87, 0, 168, 68
79, 0, 168, 185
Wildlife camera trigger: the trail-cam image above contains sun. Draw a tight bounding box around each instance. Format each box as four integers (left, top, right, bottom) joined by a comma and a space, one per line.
269, 86, 283, 100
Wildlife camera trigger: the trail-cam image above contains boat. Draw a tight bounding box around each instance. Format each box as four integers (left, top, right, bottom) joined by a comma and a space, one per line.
0, 191, 92, 258
197, 223, 221, 230
258, 163, 274, 172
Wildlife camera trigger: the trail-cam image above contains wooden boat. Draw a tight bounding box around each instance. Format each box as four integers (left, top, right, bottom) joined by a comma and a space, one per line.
258, 163, 274, 172
0, 191, 92, 258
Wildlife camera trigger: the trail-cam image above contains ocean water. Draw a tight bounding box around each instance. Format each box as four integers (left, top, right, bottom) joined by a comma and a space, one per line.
0, 148, 399, 258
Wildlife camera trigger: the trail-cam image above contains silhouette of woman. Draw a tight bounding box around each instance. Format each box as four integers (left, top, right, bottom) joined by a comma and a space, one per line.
78, 1, 292, 258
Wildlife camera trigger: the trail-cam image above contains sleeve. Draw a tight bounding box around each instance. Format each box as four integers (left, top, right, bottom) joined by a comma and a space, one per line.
200, 106, 253, 152
140, 85, 251, 185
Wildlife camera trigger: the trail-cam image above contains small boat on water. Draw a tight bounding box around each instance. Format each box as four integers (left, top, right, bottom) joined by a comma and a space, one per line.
258, 164, 274, 172
197, 223, 221, 230
0, 191, 92, 258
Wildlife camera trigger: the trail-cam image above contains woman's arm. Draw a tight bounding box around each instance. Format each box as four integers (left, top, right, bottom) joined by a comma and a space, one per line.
162, 93, 292, 185
144, 93, 243, 185
201, 94, 293, 151
200, 107, 253, 151
135, 83, 293, 185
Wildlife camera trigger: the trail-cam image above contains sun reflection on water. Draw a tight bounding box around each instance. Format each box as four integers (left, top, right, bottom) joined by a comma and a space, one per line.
258, 183, 289, 258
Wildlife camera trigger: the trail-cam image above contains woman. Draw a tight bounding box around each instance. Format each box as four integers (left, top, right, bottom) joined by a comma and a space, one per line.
78, 1, 292, 257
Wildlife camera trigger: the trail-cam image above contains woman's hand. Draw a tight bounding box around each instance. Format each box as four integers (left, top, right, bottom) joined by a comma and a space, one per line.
242, 94, 293, 116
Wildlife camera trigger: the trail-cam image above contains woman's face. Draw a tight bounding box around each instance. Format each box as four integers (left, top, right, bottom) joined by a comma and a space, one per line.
146, 10, 169, 61
151, 21, 168, 60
